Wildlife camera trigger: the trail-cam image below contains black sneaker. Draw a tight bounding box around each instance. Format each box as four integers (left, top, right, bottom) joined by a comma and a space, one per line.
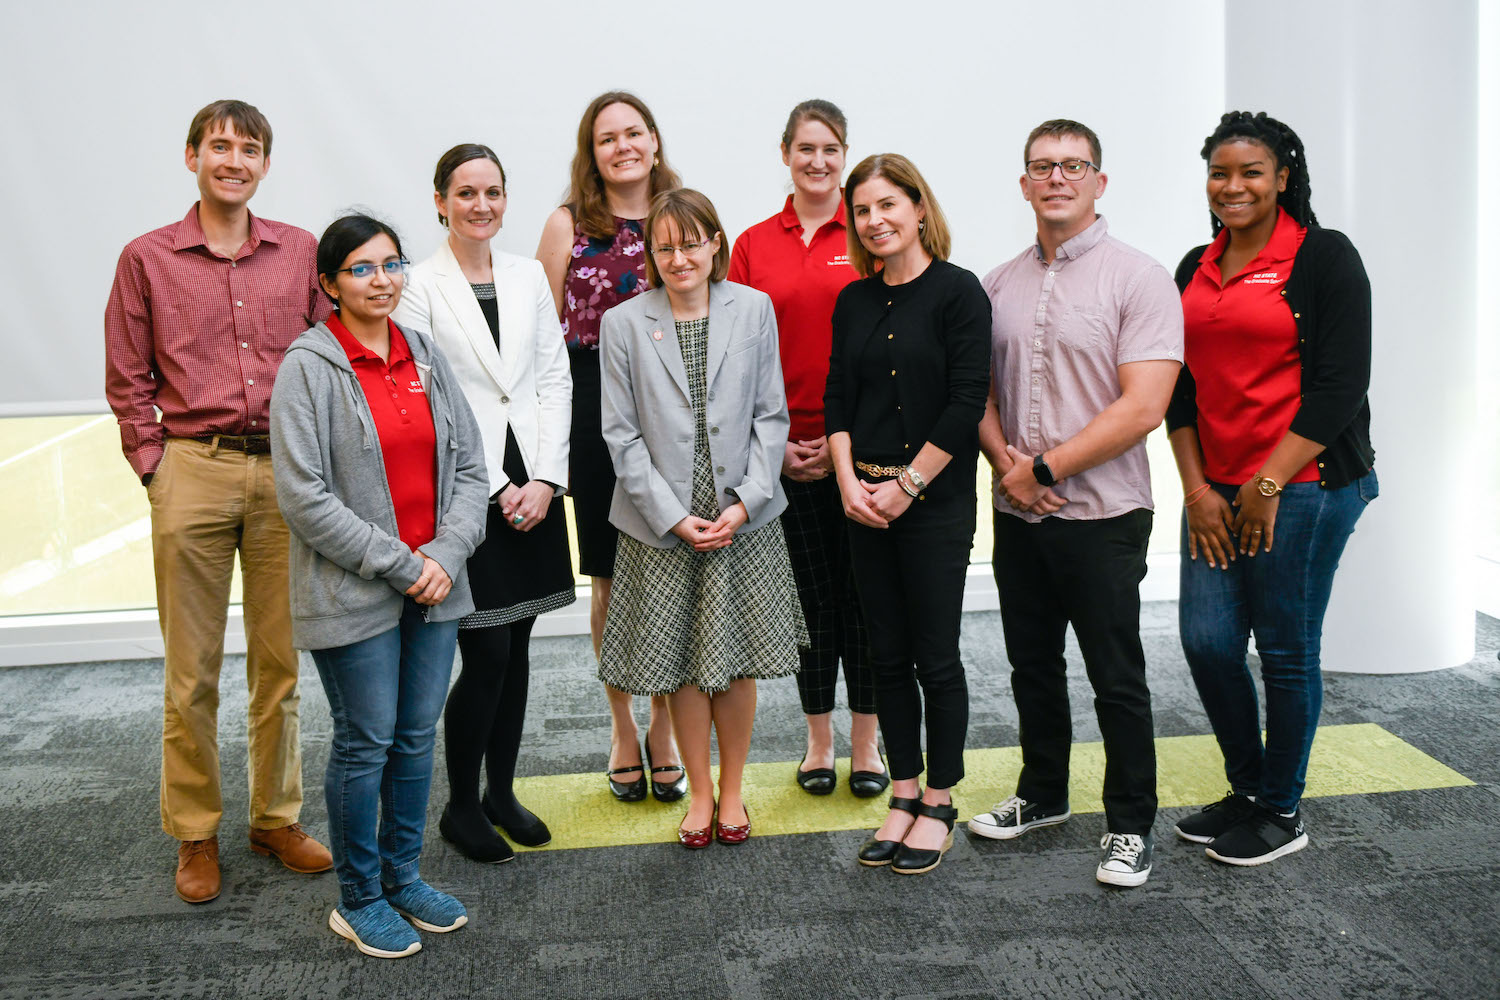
1174, 791, 1257, 844
966, 795, 1071, 841
1205, 805, 1307, 866
1096, 831, 1153, 887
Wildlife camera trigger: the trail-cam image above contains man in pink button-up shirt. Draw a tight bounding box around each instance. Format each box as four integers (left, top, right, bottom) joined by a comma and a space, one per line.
104, 100, 331, 904
969, 120, 1183, 890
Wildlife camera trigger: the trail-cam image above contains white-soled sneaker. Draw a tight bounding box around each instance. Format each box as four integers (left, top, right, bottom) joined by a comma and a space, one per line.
1206, 807, 1308, 866
967, 795, 1071, 841
1096, 831, 1153, 888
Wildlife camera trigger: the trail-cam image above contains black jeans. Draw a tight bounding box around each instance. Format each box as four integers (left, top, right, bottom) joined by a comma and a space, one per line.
847, 493, 974, 789
991, 508, 1156, 835
781, 476, 874, 716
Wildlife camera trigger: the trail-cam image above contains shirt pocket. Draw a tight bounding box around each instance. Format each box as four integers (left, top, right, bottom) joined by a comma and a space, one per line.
1058, 305, 1106, 352
263, 293, 312, 339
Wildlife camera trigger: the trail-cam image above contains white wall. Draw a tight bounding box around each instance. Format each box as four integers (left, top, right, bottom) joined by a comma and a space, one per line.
0, 0, 1224, 413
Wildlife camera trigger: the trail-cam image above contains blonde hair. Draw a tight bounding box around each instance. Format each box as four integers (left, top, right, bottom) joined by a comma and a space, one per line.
642, 189, 730, 287
564, 91, 683, 240
842, 154, 951, 278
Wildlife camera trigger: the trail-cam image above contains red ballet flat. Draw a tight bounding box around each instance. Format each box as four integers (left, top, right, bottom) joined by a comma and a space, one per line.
716, 805, 751, 845
678, 802, 715, 849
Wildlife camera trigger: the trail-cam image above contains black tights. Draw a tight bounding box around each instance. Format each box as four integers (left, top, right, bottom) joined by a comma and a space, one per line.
445, 617, 536, 825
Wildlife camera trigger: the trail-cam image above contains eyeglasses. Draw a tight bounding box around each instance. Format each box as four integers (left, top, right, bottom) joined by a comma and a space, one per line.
338, 259, 410, 279
650, 236, 716, 260
1025, 158, 1098, 181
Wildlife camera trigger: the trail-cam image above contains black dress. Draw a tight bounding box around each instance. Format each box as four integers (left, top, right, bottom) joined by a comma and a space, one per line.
459, 282, 576, 629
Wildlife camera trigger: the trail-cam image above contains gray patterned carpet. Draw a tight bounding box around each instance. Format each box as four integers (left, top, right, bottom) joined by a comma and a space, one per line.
1, 605, 1497, 1000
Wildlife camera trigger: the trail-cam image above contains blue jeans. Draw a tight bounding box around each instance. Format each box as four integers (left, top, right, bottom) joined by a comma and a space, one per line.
311, 600, 458, 909
1178, 470, 1377, 812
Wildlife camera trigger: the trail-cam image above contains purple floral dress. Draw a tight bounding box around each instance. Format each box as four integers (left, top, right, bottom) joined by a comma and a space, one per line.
563, 217, 646, 350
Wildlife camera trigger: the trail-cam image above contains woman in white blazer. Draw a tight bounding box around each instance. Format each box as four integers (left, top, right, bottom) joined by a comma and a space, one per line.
393, 143, 575, 864
598, 188, 805, 849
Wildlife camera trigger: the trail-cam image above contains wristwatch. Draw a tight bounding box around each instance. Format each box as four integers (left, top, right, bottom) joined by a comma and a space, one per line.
1033, 453, 1057, 488
1254, 474, 1283, 498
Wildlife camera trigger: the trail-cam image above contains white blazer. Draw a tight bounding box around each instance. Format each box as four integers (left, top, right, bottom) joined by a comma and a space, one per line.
395, 241, 571, 497
600, 282, 789, 548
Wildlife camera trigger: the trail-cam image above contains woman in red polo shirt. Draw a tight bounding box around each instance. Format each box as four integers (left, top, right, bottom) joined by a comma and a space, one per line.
727, 100, 885, 799
1166, 112, 1377, 868
272, 214, 488, 958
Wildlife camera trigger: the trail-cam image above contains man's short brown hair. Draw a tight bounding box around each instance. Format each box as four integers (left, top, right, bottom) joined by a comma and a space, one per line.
187, 100, 273, 158
1024, 119, 1101, 167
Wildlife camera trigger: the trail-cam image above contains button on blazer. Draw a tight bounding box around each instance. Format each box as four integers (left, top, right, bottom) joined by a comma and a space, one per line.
599, 281, 789, 548
394, 241, 571, 498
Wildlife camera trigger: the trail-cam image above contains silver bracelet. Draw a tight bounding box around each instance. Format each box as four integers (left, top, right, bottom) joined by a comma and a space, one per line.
897, 468, 921, 497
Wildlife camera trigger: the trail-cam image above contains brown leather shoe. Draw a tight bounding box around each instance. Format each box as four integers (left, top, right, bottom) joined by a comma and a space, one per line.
176, 837, 221, 904
249, 823, 334, 874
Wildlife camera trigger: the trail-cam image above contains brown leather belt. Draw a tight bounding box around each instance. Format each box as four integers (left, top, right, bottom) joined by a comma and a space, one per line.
855, 461, 906, 478
181, 434, 272, 455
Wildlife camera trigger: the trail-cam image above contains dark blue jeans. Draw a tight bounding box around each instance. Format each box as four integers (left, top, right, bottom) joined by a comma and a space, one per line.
311, 600, 458, 909
1178, 470, 1377, 812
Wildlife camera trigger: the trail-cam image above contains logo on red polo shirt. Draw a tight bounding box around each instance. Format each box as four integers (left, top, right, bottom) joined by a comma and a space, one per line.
406, 378, 426, 394
1243, 271, 1285, 285
828, 254, 850, 266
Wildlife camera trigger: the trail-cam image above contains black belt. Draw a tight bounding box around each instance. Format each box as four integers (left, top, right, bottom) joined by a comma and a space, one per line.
180, 434, 272, 454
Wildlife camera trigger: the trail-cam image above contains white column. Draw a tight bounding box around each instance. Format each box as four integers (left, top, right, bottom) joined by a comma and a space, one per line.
1224, 0, 1478, 673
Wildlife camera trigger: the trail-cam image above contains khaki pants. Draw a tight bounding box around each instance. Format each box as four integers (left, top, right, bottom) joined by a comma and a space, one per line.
149, 438, 302, 840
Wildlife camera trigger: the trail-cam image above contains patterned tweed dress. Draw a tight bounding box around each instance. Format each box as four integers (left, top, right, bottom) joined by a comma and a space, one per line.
599, 316, 807, 695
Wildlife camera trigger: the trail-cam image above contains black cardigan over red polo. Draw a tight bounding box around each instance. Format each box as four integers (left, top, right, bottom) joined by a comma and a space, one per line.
1165, 226, 1375, 489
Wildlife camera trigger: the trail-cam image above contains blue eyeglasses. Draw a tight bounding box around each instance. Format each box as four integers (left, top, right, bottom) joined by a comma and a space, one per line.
338, 259, 410, 279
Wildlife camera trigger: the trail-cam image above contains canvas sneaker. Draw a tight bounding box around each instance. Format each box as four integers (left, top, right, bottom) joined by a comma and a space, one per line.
967, 795, 1071, 841
1174, 791, 1257, 844
1206, 806, 1308, 866
1096, 831, 1153, 887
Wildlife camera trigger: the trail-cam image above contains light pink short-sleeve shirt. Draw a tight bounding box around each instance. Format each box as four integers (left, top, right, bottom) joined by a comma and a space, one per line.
982, 216, 1183, 523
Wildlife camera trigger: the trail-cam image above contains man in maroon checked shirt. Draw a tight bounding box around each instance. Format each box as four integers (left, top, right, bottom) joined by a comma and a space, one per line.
105, 99, 333, 904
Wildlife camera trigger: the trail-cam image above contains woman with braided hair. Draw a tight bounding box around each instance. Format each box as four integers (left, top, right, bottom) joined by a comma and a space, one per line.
1165, 111, 1378, 866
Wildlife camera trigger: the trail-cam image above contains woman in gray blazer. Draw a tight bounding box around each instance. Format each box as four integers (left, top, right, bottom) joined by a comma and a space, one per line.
394, 144, 575, 866
597, 189, 806, 848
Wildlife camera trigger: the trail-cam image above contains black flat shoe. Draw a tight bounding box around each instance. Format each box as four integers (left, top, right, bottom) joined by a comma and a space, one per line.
857, 794, 922, 867
848, 753, 890, 798
606, 744, 647, 802
891, 802, 958, 876
796, 755, 837, 796
439, 804, 514, 864
482, 788, 552, 848
644, 738, 687, 803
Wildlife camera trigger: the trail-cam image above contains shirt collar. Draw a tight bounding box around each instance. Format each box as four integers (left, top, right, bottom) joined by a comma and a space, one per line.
1200, 207, 1302, 267
326, 314, 408, 364
171, 203, 280, 254
777, 194, 847, 233
1032, 214, 1108, 263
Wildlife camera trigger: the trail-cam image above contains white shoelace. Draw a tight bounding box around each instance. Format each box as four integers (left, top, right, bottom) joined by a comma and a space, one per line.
986, 795, 1027, 829
1100, 832, 1145, 868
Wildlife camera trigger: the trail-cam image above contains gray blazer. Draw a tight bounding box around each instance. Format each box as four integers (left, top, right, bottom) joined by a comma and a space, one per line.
600, 281, 789, 548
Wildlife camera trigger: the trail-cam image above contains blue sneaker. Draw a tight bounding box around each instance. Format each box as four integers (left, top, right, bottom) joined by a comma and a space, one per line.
385, 879, 468, 933
329, 900, 421, 959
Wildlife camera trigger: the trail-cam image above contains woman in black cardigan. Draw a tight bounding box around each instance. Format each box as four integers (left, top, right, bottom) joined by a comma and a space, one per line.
1165, 112, 1377, 867
826, 153, 991, 876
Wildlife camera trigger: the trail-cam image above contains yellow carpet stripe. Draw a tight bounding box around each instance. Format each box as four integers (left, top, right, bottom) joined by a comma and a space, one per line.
509, 722, 1473, 852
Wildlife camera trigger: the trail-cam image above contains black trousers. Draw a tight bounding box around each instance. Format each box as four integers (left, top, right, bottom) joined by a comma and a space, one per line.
991, 508, 1157, 835
847, 493, 974, 789
781, 476, 874, 716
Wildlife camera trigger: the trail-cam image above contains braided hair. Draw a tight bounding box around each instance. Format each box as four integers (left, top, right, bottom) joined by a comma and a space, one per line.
1200, 111, 1318, 235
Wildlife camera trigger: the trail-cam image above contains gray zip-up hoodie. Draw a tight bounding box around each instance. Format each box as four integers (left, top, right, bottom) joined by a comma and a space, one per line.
270, 322, 489, 650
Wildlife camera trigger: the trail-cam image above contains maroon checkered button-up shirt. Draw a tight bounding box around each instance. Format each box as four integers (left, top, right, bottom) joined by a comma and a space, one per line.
104, 204, 329, 479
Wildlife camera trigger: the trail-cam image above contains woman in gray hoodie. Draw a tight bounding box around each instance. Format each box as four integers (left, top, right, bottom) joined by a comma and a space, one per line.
270, 214, 488, 959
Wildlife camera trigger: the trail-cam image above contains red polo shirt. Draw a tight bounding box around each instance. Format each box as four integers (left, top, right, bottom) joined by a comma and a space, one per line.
1181, 208, 1317, 485
326, 315, 438, 552
728, 196, 858, 441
